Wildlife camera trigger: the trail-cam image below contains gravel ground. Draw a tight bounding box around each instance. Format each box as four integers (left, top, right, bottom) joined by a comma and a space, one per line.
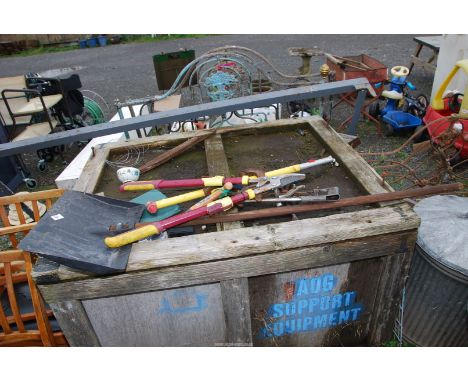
0, 34, 441, 190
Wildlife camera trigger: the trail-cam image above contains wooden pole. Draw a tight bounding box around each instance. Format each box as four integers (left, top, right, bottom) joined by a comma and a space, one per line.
139, 130, 214, 174
181, 183, 463, 226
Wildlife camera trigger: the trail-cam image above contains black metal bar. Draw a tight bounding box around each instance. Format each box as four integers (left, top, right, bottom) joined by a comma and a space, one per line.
0, 78, 372, 158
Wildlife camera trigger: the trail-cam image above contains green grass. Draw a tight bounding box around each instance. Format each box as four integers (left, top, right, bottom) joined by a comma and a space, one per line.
382, 337, 415, 347
0, 34, 212, 58
120, 34, 212, 44
4, 44, 80, 57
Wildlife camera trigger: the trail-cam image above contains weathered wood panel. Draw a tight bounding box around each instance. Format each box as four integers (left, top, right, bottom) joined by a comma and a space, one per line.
82, 283, 226, 346
38, 229, 416, 304
72, 146, 110, 193
249, 261, 381, 346
220, 278, 252, 346
307, 118, 394, 195
49, 300, 100, 347
204, 133, 243, 230
53, 204, 418, 282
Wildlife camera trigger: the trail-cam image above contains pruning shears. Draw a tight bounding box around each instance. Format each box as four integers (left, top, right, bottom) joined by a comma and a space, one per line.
104, 173, 305, 248
118, 156, 337, 214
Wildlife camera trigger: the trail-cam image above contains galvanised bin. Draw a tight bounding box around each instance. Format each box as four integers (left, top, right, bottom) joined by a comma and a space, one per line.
403, 195, 468, 347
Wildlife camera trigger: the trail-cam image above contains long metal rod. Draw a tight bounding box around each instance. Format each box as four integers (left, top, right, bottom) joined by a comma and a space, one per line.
0, 79, 373, 158
179, 183, 463, 226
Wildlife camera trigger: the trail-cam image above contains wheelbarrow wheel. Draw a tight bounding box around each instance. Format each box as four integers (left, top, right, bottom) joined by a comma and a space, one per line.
382, 123, 394, 137
368, 102, 380, 119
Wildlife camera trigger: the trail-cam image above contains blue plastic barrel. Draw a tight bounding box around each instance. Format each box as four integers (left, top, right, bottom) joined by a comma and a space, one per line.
79, 40, 87, 49
86, 38, 98, 48
98, 36, 107, 47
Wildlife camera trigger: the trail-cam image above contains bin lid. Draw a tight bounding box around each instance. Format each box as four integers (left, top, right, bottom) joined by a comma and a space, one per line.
414, 195, 468, 277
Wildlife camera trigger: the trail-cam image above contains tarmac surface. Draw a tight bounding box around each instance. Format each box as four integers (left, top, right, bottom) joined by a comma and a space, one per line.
0, 34, 435, 108
0, 34, 440, 193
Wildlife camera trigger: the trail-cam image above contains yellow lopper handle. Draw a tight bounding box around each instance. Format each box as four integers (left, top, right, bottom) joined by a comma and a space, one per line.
104, 225, 160, 248
147, 189, 208, 213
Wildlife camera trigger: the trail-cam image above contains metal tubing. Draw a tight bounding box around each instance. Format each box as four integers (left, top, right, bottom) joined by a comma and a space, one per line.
348, 89, 367, 135
0, 79, 373, 158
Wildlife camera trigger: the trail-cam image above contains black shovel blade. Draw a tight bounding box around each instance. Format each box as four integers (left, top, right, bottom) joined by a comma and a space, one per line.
19, 191, 145, 275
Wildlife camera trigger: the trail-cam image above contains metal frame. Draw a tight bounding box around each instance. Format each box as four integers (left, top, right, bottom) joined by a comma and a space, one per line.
0, 78, 373, 158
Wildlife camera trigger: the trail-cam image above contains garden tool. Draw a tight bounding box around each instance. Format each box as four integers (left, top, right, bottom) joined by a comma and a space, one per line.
119, 156, 337, 192
123, 156, 337, 215
19, 191, 145, 275
188, 182, 233, 210
244, 186, 340, 203
145, 188, 212, 214
104, 173, 306, 248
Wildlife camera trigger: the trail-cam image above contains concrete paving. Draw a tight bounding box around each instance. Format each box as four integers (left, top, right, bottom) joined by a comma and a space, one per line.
0, 34, 436, 109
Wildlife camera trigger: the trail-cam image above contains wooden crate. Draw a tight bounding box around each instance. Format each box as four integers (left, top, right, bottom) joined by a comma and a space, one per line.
32, 117, 419, 346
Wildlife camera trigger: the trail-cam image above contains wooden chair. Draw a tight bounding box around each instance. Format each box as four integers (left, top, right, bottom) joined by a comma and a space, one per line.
0, 189, 67, 346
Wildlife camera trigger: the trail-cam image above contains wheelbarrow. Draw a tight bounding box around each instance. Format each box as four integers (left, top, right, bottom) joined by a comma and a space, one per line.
381, 110, 422, 136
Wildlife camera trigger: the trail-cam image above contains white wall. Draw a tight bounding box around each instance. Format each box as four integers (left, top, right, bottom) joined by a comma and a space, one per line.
431, 34, 468, 100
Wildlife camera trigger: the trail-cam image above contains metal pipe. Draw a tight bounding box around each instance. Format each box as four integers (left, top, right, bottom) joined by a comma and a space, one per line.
0, 79, 374, 158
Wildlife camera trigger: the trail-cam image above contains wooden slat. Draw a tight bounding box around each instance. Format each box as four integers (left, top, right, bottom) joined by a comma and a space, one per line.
307, 117, 394, 195
0, 205, 9, 226
55, 203, 420, 282
39, 230, 416, 303
0, 250, 26, 263
24, 253, 55, 346
6, 310, 52, 325
31, 200, 40, 221
0, 189, 65, 205
0, 260, 25, 274
3, 262, 25, 332
139, 130, 215, 174
73, 147, 110, 193
0, 273, 28, 286
49, 300, 100, 346
0, 205, 18, 247
0, 293, 12, 334
204, 133, 251, 345
127, 204, 418, 272
204, 133, 242, 231
410, 55, 437, 72
0, 332, 42, 344
220, 278, 253, 346
0, 222, 37, 235
14, 203, 27, 225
